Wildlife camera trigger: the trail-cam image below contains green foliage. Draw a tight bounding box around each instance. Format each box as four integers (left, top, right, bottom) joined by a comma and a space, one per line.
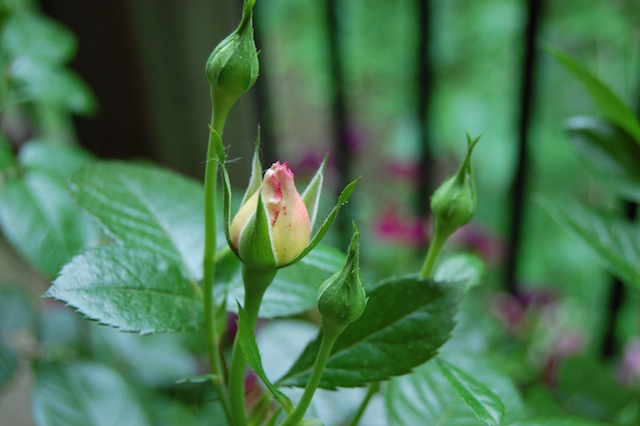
547, 48, 640, 144
237, 305, 293, 412
278, 275, 459, 388
0, 285, 34, 390
544, 201, 640, 290
32, 362, 152, 426
437, 359, 505, 426
0, 142, 99, 277
565, 117, 640, 201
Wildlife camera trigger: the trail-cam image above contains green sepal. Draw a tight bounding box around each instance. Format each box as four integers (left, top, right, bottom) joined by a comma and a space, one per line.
241, 130, 264, 206
237, 304, 293, 413
238, 189, 276, 269
211, 127, 233, 246
301, 155, 327, 229
286, 178, 359, 267
546, 47, 640, 144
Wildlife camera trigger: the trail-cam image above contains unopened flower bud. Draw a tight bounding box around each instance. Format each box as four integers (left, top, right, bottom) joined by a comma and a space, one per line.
230, 162, 311, 269
205, 0, 259, 122
317, 226, 366, 332
431, 134, 480, 239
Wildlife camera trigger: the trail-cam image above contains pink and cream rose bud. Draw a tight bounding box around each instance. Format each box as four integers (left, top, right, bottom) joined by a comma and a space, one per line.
230, 162, 311, 269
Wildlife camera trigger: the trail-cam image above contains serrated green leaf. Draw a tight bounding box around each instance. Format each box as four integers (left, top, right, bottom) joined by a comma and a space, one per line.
547, 48, 640, 143
32, 362, 151, 426
0, 170, 101, 277
278, 275, 459, 388
47, 246, 203, 333
565, 116, 640, 201
226, 245, 345, 318
385, 360, 479, 426
544, 201, 640, 289
437, 359, 505, 426
19, 140, 94, 177
0, 346, 17, 390
237, 305, 293, 412
70, 162, 206, 282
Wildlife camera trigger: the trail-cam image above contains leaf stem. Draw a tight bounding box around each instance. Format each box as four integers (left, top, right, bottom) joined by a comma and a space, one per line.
229, 266, 276, 426
419, 227, 447, 279
348, 382, 380, 426
280, 325, 343, 426
203, 110, 231, 421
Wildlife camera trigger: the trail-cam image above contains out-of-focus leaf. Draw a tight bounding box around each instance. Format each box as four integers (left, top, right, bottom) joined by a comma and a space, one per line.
90, 326, 197, 386
0, 170, 101, 277
70, 162, 205, 281
32, 362, 151, 426
0, 136, 17, 171
11, 59, 97, 114
437, 359, 505, 426
47, 246, 203, 334
0, 346, 17, 390
385, 360, 479, 426
544, 201, 640, 289
3, 12, 76, 64
434, 252, 485, 292
557, 356, 631, 422
0, 285, 35, 342
565, 116, 640, 201
547, 48, 640, 143
510, 418, 609, 426
278, 275, 459, 388
19, 140, 94, 177
226, 245, 345, 318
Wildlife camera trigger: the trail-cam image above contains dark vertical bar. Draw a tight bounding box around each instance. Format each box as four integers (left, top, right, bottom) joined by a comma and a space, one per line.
253, 3, 278, 166
415, 0, 435, 218
601, 202, 636, 358
505, 0, 544, 294
326, 0, 351, 242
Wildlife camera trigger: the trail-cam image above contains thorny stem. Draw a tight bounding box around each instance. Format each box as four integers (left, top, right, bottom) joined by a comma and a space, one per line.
203, 110, 231, 421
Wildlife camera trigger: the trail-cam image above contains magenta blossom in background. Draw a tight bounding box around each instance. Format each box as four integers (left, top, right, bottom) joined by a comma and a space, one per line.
617, 339, 640, 386
375, 208, 426, 247
451, 224, 506, 266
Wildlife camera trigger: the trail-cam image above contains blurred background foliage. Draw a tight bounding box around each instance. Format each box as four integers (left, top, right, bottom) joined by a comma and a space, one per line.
1, 0, 640, 424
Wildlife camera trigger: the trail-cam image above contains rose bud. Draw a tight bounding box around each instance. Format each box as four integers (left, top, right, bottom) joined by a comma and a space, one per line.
205, 0, 259, 126
317, 225, 367, 333
431, 134, 480, 240
230, 161, 311, 269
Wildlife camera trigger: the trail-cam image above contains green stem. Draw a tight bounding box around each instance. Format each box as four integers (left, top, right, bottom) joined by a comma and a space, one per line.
419, 226, 447, 279
348, 382, 380, 426
203, 110, 231, 420
229, 266, 276, 426
280, 325, 343, 426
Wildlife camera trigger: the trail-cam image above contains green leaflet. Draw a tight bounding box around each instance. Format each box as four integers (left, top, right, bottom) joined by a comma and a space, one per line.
278, 275, 459, 388
48, 246, 203, 334
544, 201, 640, 290
547, 48, 640, 144
437, 359, 505, 426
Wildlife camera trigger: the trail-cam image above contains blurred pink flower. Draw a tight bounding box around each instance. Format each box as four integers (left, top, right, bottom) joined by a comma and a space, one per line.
375, 208, 426, 247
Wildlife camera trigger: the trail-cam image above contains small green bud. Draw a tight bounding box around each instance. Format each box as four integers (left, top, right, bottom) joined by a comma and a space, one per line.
317, 225, 367, 332
430, 134, 480, 239
205, 0, 259, 124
